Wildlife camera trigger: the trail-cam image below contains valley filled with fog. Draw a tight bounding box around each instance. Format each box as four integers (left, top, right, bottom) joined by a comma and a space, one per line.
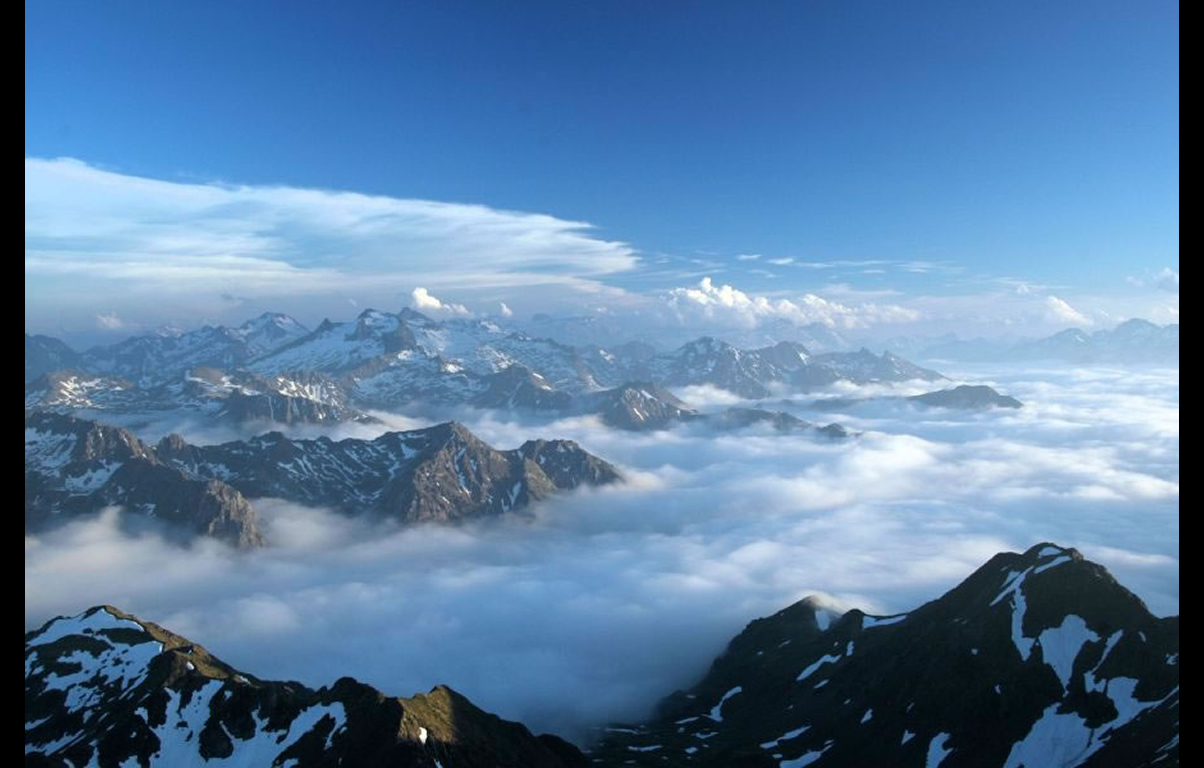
25, 361, 1178, 741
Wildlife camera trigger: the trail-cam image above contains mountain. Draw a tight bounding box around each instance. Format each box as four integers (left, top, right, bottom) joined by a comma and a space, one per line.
470, 365, 576, 412
26, 334, 83, 382
25, 411, 262, 547
28, 311, 950, 422
635, 339, 943, 399
707, 407, 849, 436
253, 309, 604, 392
800, 384, 1023, 413
580, 383, 700, 430
153, 422, 621, 524
907, 385, 1023, 410
811, 348, 945, 385
25, 605, 587, 768
27, 413, 620, 537
250, 309, 423, 377
25, 367, 373, 427
918, 320, 1179, 366
81, 313, 310, 386
593, 544, 1178, 767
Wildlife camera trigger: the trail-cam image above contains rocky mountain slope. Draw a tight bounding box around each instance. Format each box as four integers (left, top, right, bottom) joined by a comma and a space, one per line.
592, 544, 1179, 767
26, 412, 621, 541
25, 606, 586, 768
25, 412, 262, 548
155, 421, 621, 524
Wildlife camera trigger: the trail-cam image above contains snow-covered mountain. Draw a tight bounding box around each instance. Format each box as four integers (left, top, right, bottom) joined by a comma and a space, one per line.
27, 310, 950, 426
593, 543, 1179, 767
25, 606, 586, 768
80, 313, 311, 386
26, 367, 373, 427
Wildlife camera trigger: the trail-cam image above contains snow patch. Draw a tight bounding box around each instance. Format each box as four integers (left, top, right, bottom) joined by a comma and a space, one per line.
709, 686, 743, 722
926, 733, 953, 767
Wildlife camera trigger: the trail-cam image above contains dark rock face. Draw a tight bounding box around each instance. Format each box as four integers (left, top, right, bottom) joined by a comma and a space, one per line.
592, 544, 1179, 767
155, 422, 622, 524
25, 606, 587, 768
24, 411, 263, 548
908, 385, 1023, 410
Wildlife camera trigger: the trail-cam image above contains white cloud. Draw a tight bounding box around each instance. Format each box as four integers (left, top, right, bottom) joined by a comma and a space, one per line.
25, 158, 637, 329
736, 253, 762, 261
94, 311, 127, 330
411, 287, 471, 317
767, 257, 795, 266
666, 277, 921, 330
24, 364, 1178, 743
1156, 268, 1179, 292
499, 302, 514, 318
1044, 295, 1093, 327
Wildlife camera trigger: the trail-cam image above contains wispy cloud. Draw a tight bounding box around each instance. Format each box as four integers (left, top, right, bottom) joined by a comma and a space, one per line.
1156, 268, 1179, 292
25, 158, 638, 328
94, 311, 128, 330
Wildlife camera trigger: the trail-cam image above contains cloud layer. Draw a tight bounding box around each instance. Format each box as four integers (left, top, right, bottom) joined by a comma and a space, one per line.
24, 364, 1178, 745
25, 158, 637, 331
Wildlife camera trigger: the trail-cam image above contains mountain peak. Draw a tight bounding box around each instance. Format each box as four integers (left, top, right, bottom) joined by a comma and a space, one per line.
596, 543, 1178, 767
26, 606, 587, 767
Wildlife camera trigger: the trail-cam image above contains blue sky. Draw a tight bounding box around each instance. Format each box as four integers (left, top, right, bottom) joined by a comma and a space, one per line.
25, 2, 1178, 343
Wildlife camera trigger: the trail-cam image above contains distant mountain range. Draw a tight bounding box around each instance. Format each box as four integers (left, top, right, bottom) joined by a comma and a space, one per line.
25, 412, 620, 546
27, 545, 1178, 767
917, 319, 1179, 365
25, 367, 375, 427
26, 309, 947, 431
593, 543, 1179, 767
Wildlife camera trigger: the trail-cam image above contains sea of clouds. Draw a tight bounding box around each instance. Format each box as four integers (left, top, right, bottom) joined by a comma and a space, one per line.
24, 364, 1178, 744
